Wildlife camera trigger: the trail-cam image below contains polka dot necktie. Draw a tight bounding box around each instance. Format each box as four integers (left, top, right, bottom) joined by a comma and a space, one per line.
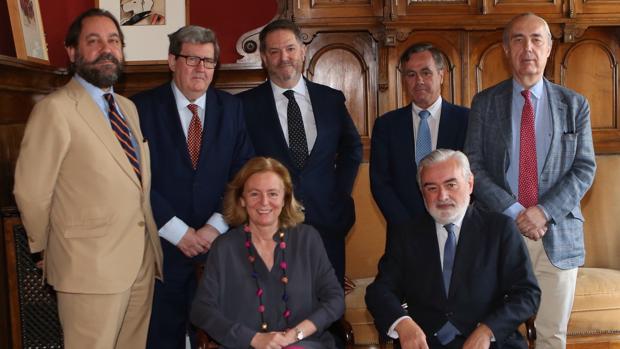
187, 103, 203, 170
104, 93, 141, 182
415, 109, 432, 165
283, 90, 308, 169
518, 90, 538, 208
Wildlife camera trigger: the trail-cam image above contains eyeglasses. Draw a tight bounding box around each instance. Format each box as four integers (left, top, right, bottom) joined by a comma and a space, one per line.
176, 54, 217, 68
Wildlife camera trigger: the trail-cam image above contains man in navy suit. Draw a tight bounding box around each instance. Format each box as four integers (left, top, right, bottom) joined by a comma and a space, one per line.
238, 19, 362, 288
131, 26, 254, 349
370, 43, 469, 229
366, 149, 540, 349
465, 13, 596, 348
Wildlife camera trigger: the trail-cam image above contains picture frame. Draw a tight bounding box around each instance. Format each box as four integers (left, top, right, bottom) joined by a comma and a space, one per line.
6, 0, 49, 64
96, 0, 189, 64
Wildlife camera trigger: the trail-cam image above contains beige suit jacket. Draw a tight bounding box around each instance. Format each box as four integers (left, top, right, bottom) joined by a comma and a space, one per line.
14, 78, 163, 294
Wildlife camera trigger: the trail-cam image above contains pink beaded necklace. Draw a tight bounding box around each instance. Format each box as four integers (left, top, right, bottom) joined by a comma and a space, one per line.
244, 225, 291, 332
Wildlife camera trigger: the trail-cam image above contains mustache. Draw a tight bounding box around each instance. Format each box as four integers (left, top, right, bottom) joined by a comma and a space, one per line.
93, 53, 121, 65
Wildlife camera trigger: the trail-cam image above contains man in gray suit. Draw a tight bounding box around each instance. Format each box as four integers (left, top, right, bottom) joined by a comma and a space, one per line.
464, 12, 596, 349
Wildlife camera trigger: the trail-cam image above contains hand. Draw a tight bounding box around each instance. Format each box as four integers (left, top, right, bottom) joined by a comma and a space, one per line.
344, 275, 356, 295
35, 250, 44, 269
196, 224, 220, 251
462, 324, 493, 349
176, 227, 209, 257
395, 318, 429, 349
516, 206, 548, 241
250, 331, 292, 349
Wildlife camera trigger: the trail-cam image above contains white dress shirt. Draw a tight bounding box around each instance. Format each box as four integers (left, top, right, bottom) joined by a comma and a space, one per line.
270, 78, 318, 152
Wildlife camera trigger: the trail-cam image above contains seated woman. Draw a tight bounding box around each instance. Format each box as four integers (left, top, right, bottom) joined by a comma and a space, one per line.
191, 157, 344, 349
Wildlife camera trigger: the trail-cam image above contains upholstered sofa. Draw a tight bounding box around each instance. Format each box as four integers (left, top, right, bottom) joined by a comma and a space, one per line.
344, 159, 620, 348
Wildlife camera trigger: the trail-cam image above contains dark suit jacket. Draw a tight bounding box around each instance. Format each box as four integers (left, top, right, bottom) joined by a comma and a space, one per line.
370, 101, 469, 227
365, 206, 540, 348
132, 83, 254, 264
237, 79, 362, 237
464, 78, 596, 269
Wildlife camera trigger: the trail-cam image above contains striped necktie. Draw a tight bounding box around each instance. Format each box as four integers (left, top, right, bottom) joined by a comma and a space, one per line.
104, 93, 141, 182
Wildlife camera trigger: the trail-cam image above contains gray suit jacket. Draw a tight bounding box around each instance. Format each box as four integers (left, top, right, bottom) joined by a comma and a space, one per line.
464, 78, 596, 269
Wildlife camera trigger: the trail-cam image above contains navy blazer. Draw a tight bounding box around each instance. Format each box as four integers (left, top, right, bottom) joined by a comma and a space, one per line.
132, 83, 254, 259
366, 206, 540, 348
238, 79, 362, 236
370, 101, 469, 227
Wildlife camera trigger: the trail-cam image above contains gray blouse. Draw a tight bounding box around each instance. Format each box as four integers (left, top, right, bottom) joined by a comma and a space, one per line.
190, 224, 344, 348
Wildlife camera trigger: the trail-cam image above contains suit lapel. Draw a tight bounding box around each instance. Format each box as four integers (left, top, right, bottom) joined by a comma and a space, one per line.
68, 79, 140, 188
197, 87, 221, 171
540, 79, 567, 176
414, 215, 446, 299
437, 102, 459, 149
305, 79, 323, 168
448, 206, 478, 299
262, 82, 293, 164
161, 85, 194, 169
495, 82, 513, 162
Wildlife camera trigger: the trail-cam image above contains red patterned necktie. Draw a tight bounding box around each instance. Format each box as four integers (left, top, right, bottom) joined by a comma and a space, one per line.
104, 93, 141, 182
518, 90, 538, 208
187, 103, 203, 170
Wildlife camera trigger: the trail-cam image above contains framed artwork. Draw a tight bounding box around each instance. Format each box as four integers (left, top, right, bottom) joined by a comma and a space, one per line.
96, 0, 189, 63
7, 0, 49, 64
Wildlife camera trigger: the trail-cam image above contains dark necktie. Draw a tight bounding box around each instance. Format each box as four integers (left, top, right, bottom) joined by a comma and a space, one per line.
104, 93, 141, 182
518, 90, 538, 207
435, 223, 461, 345
283, 90, 308, 169
187, 103, 203, 170
415, 110, 432, 165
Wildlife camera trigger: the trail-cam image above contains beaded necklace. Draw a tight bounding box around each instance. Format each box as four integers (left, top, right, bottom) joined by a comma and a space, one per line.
244, 225, 291, 332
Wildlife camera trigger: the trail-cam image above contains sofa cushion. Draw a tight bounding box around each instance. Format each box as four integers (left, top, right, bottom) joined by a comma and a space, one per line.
568, 267, 620, 336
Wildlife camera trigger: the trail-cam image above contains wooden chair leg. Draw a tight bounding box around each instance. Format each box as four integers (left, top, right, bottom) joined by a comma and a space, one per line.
526, 315, 537, 349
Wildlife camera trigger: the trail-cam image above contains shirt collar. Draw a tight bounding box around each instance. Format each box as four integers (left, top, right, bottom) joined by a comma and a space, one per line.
74, 74, 113, 97
171, 81, 206, 111
512, 78, 544, 101
412, 96, 442, 118
270, 77, 308, 99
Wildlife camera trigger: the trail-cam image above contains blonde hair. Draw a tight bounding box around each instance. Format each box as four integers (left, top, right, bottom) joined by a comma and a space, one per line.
223, 157, 304, 228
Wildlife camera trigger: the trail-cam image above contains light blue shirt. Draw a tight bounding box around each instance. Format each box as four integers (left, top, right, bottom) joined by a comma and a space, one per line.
74, 74, 141, 162
503, 78, 552, 219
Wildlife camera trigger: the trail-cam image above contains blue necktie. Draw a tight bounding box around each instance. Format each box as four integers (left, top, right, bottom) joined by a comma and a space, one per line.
415, 110, 432, 164
436, 223, 461, 345
442, 223, 456, 296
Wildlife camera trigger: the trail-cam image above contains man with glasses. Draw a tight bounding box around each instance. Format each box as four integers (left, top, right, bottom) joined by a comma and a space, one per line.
131, 25, 254, 349
370, 43, 469, 232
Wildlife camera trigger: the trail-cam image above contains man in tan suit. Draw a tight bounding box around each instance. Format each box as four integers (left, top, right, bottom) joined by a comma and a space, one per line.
13, 8, 163, 349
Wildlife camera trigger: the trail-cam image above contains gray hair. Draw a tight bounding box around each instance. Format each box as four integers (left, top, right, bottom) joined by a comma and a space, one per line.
502, 13, 552, 47
416, 149, 473, 187
168, 25, 220, 61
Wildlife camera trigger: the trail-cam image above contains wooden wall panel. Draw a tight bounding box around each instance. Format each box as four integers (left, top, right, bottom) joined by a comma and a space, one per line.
560, 40, 617, 129
474, 42, 512, 93
305, 32, 378, 160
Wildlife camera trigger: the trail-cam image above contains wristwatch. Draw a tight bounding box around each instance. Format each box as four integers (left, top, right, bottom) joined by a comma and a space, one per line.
294, 327, 304, 341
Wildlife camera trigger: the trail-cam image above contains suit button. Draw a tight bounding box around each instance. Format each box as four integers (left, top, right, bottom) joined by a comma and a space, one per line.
138, 221, 145, 227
